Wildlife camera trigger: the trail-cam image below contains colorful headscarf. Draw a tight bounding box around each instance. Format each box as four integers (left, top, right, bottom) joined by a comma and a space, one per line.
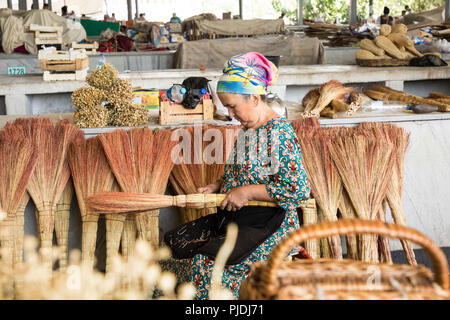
216, 52, 279, 95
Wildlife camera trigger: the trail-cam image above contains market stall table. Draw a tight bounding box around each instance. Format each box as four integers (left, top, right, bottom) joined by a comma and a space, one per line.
0, 64, 449, 115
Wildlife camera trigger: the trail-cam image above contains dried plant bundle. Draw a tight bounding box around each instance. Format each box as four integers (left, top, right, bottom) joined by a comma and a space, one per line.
99, 128, 176, 247
358, 122, 416, 265
6, 119, 82, 270
327, 125, 395, 263
294, 126, 343, 259
338, 189, 359, 260
54, 179, 74, 270
68, 135, 115, 269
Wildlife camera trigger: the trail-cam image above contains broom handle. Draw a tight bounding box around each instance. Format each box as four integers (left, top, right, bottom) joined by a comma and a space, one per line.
173, 193, 278, 209
262, 219, 449, 296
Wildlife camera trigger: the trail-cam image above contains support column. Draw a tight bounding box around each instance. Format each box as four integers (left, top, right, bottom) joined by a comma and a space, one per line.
127, 0, 132, 21
239, 0, 243, 19
445, 0, 450, 20
18, 0, 28, 11
32, 0, 39, 9
7, 0, 12, 9
297, 0, 303, 25
5, 94, 32, 115
48, 0, 52, 11
350, 0, 358, 25
135, 0, 139, 19
369, 0, 374, 17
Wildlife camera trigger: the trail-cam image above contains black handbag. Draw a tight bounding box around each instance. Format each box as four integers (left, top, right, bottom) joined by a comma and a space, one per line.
164, 205, 286, 265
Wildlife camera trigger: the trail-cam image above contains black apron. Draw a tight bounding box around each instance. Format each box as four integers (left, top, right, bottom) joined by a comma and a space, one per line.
164, 205, 286, 266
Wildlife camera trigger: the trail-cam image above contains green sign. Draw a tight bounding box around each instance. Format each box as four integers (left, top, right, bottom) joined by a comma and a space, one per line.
8, 66, 26, 75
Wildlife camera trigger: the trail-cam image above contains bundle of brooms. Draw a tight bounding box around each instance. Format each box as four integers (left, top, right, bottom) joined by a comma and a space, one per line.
358, 122, 416, 265
364, 85, 450, 112
98, 128, 177, 250
326, 125, 396, 263
169, 125, 240, 224
292, 118, 343, 260
3, 118, 81, 270
69, 135, 117, 270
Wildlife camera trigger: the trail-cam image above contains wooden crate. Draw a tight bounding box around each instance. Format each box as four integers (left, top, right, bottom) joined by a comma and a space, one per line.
29, 24, 63, 45
43, 69, 88, 81
70, 41, 99, 55
159, 99, 214, 125
40, 56, 89, 71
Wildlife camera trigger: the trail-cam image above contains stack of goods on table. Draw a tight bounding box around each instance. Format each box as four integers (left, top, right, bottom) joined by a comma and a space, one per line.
239, 118, 449, 300
304, 22, 372, 47
364, 85, 450, 113
301, 80, 365, 118
432, 19, 450, 41
71, 63, 148, 128
355, 24, 442, 66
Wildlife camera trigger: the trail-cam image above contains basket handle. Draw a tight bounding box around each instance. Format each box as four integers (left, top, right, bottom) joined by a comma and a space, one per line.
262, 219, 449, 294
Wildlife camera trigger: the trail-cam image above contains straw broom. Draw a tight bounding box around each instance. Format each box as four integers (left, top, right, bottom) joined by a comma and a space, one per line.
292, 121, 342, 259
69, 135, 117, 270
99, 128, 176, 247
54, 179, 73, 271
86, 192, 278, 214
169, 125, 240, 224
9, 119, 82, 269
358, 122, 416, 265
0, 129, 38, 261
121, 215, 137, 259
327, 127, 395, 263
291, 118, 320, 257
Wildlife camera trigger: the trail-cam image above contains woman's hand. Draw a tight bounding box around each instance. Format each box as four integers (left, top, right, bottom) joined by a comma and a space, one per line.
197, 180, 221, 194
220, 186, 250, 212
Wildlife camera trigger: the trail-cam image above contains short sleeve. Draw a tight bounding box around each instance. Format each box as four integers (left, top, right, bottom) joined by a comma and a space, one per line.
265, 121, 310, 211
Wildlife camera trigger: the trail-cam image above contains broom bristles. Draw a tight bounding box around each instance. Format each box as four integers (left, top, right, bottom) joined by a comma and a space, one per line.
87, 192, 175, 213
294, 126, 343, 259
69, 135, 116, 268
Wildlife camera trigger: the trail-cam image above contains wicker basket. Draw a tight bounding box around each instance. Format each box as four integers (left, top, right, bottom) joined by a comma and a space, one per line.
356, 58, 411, 67
239, 219, 449, 300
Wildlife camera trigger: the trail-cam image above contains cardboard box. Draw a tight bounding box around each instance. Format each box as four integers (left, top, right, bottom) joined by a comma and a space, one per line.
132, 89, 160, 110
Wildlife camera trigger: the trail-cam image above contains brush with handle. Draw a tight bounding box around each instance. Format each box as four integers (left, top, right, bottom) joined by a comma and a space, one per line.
86, 192, 278, 214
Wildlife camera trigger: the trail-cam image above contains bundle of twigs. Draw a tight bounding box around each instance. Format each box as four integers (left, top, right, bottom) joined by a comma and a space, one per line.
0, 126, 38, 273
358, 122, 416, 265
327, 125, 395, 263
68, 135, 115, 270
293, 125, 343, 259
99, 128, 176, 247
169, 125, 240, 224
54, 179, 74, 270
4, 119, 79, 269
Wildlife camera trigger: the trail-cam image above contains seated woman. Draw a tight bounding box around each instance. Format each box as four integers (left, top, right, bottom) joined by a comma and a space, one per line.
163, 52, 310, 300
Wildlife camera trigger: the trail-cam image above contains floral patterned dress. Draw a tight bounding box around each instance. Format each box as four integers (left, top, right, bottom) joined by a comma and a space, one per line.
162, 117, 310, 299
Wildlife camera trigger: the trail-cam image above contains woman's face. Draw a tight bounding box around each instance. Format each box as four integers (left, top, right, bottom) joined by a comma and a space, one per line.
218, 93, 260, 128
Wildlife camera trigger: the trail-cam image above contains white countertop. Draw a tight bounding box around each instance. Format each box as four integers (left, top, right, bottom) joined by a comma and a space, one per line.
1, 64, 449, 96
